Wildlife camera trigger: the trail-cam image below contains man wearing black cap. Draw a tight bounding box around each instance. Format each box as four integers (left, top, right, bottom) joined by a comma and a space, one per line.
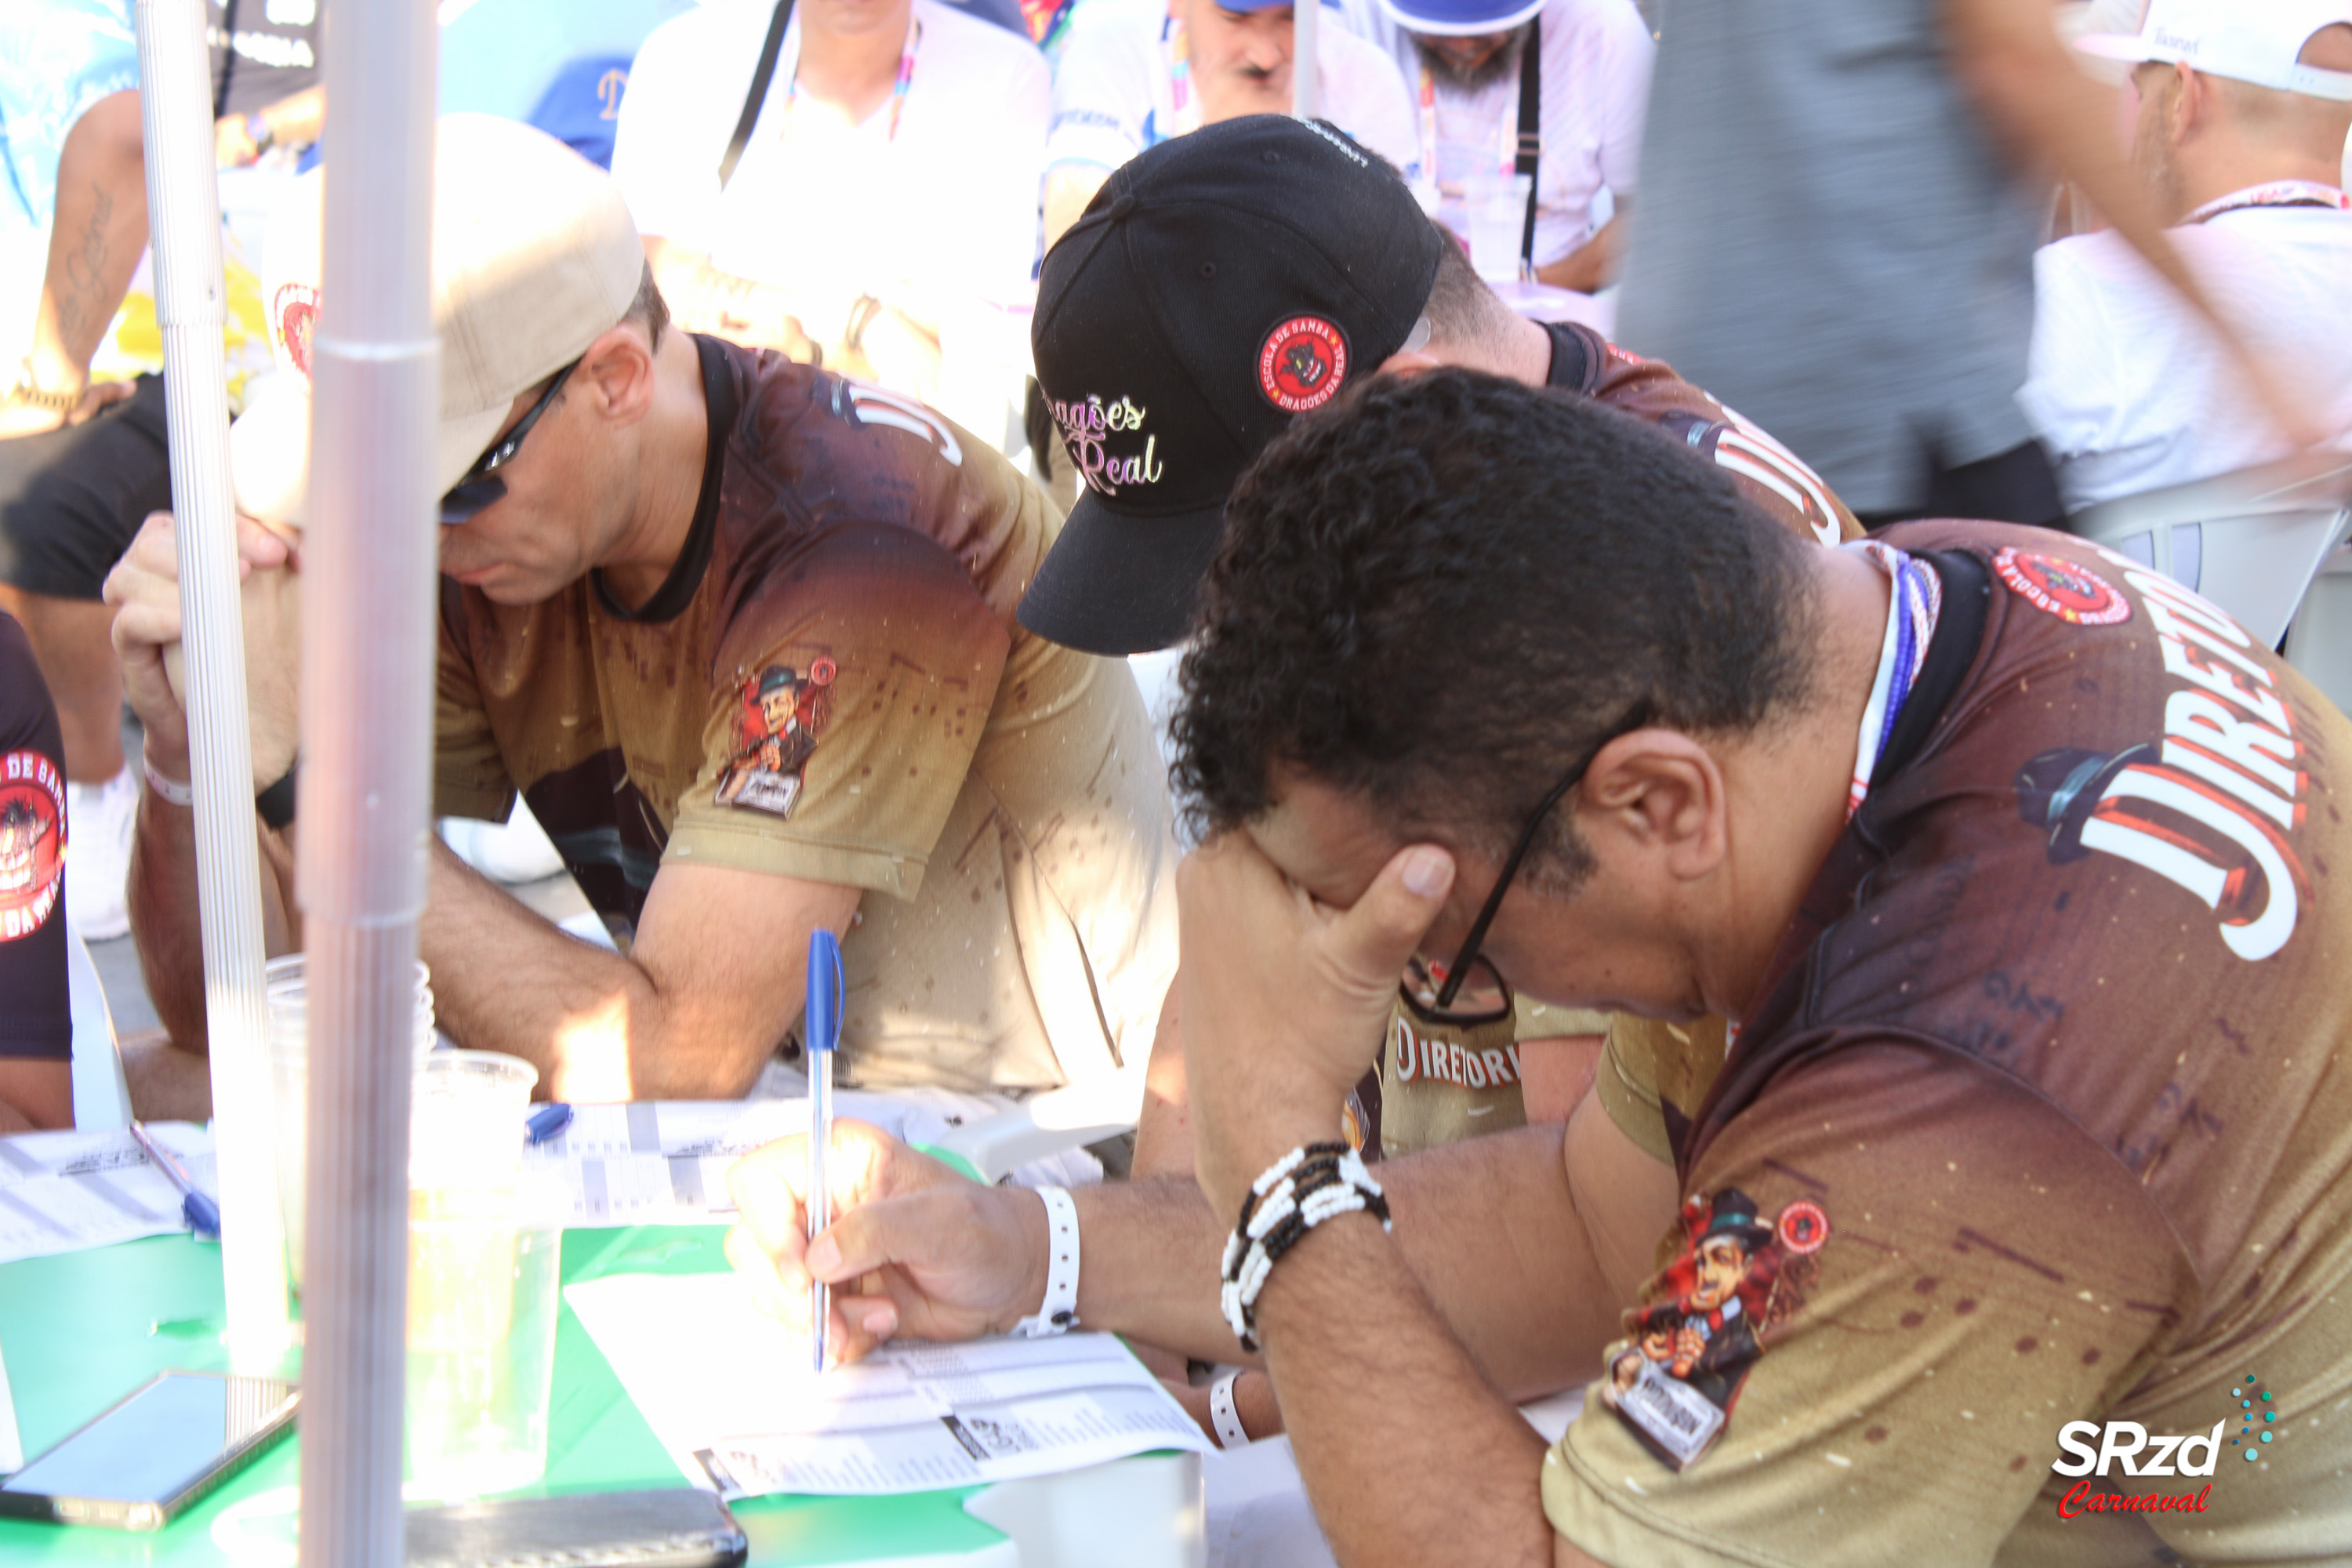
1022, 115, 1857, 659
1022, 115, 1859, 1222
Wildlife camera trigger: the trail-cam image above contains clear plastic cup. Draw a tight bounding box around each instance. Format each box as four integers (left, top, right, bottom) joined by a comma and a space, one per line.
405, 1051, 553, 1499
1467, 170, 1535, 283
265, 955, 436, 1292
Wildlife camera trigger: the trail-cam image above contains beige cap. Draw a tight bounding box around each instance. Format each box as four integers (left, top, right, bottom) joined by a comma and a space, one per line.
230, 113, 647, 530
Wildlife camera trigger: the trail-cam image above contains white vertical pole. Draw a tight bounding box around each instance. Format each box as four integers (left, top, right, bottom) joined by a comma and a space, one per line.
1293, 0, 1320, 120
296, 0, 439, 1560
131, 0, 291, 1374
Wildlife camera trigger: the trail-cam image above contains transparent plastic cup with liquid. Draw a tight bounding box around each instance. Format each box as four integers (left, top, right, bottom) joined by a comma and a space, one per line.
1467, 170, 1535, 283
263, 953, 437, 1292
405, 1050, 559, 1501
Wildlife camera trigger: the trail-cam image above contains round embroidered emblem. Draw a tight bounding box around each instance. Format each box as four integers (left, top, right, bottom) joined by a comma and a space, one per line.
0, 750, 66, 943
809, 656, 837, 686
274, 283, 320, 380
1256, 316, 1349, 413
1993, 546, 2132, 626
1776, 1199, 1829, 1256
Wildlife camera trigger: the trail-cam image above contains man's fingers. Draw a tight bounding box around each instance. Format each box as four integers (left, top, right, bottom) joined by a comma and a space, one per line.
235, 514, 291, 572
1329, 843, 1456, 985
728, 1149, 811, 1283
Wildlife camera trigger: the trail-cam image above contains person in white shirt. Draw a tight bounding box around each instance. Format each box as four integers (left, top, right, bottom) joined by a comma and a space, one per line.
611, 0, 1048, 403
2024, 0, 2352, 511
1042, 0, 1416, 243
1339, 0, 1650, 292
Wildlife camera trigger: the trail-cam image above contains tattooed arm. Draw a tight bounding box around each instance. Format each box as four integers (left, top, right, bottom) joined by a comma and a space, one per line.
4, 91, 148, 439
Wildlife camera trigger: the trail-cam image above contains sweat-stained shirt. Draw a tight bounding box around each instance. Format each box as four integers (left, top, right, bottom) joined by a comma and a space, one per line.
1547, 521, 2352, 1566
434, 336, 1178, 1095
1357, 321, 1863, 1160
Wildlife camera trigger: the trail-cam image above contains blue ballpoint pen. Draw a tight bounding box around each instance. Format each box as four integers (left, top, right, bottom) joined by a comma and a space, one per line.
129, 1120, 220, 1238
805, 927, 844, 1374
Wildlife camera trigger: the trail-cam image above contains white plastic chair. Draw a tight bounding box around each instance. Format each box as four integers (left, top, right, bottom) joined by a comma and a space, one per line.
2285, 540, 2352, 717
64, 922, 132, 1131
2067, 452, 2352, 648
932, 1065, 1150, 1185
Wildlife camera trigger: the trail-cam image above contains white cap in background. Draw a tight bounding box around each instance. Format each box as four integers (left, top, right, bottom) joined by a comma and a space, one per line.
2077, 0, 2352, 101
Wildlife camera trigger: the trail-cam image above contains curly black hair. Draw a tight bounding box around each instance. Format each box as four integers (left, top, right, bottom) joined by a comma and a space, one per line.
1171, 369, 1819, 890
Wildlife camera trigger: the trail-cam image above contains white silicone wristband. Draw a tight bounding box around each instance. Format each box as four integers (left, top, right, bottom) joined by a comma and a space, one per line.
1208, 1368, 1250, 1450
142, 754, 194, 808
1011, 1185, 1080, 1338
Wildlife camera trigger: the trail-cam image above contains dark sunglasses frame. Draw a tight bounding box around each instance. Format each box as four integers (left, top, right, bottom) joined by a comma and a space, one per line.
438, 358, 581, 526
1423, 700, 1655, 1014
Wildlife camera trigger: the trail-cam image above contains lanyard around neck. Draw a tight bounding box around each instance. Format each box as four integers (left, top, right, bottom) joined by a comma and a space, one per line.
2182, 180, 2350, 225
1417, 60, 1523, 187
1845, 541, 1943, 821
787, 15, 921, 141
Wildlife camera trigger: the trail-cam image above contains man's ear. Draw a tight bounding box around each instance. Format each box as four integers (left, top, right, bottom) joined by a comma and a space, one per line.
576, 321, 659, 428
1577, 730, 1728, 884
1376, 348, 1445, 378
2167, 60, 2204, 140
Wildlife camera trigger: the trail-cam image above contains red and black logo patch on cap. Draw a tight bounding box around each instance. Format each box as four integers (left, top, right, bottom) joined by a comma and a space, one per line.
1257, 315, 1349, 414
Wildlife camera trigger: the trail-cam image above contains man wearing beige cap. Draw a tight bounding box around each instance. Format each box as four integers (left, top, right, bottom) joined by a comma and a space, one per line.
2024, 0, 2352, 509
107, 115, 1178, 1108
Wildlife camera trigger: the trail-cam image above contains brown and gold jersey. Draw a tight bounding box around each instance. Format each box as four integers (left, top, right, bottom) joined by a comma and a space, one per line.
1548, 523, 2352, 1565
435, 336, 1178, 1094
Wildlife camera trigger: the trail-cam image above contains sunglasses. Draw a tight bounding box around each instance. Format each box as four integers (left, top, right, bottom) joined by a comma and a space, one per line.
1406, 700, 1653, 1025
438, 358, 580, 526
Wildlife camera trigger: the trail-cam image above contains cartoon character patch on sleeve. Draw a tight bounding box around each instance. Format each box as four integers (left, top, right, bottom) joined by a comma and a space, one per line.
714, 658, 835, 818
0, 750, 65, 942
1600, 1189, 1827, 1471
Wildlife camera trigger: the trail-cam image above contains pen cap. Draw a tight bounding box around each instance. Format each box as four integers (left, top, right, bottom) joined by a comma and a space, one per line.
805, 928, 844, 1055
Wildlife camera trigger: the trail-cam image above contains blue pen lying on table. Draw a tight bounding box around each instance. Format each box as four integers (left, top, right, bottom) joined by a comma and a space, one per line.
128, 1121, 220, 1238
805, 927, 844, 1374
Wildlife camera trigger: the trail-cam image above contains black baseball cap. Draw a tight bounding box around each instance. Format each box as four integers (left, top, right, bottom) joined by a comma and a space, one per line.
1020, 115, 1445, 656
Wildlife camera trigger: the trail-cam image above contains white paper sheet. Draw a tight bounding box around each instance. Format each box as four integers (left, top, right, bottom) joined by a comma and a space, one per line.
564, 1272, 1210, 1497
0, 1124, 216, 1265
526, 1094, 959, 1229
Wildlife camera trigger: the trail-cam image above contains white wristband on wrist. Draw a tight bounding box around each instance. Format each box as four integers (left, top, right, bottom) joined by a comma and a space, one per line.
1011, 1185, 1080, 1338
1208, 1368, 1250, 1450
142, 754, 193, 808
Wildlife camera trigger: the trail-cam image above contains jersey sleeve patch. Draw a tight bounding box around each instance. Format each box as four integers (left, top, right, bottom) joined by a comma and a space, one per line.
1600, 1189, 1828, 1471
715, 657, 837, 819
0, 750, 66, 943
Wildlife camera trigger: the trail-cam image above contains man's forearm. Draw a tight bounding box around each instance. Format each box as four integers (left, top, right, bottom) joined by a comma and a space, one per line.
1072, 1125, 1628, 1398
31, 91, 149, 387
1258, 1211, 1564, 1568
127, 794, 296, 1049
1536, 212, 1625, 296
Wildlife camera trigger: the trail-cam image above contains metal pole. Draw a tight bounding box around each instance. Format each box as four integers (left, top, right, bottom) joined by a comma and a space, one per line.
1293, 0, 1320, 120
131, 0, 290, 1374
297, 0, 439, 1560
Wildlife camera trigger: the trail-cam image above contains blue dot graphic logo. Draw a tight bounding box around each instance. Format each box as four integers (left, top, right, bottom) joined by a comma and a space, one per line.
2231, 1374, 2282, 1461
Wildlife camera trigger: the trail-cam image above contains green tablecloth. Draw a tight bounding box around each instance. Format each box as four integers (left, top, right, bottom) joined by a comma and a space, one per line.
0, 1226, 1011, 1564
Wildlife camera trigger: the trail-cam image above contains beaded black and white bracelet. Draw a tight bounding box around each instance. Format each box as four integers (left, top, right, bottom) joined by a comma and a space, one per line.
1218, 1141, 1390, 1353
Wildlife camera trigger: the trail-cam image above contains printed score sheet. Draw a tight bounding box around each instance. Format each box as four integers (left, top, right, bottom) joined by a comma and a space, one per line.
564, 1271, 1211, 1497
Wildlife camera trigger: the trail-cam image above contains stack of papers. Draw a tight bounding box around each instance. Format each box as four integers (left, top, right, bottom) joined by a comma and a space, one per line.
564, 1272, 1210, 1497
524, 1094, 961, 1228
0, 1124, 214, 1266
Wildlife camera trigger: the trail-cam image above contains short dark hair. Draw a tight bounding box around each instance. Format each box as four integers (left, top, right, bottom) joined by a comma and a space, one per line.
1171, 370, 1819, 889
1421, 225, 1517, 358
624, 261, 670, 350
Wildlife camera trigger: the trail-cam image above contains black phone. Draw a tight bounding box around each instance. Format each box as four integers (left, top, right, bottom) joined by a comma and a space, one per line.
0, 1371, 299, 1530
405, 1489, 748, 1568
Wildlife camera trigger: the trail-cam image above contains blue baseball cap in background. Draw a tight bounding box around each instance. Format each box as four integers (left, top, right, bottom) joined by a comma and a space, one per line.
1375, 0, 1544, 36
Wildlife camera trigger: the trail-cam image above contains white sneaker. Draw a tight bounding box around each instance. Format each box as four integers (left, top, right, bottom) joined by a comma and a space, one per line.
65, 764, 138, 941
